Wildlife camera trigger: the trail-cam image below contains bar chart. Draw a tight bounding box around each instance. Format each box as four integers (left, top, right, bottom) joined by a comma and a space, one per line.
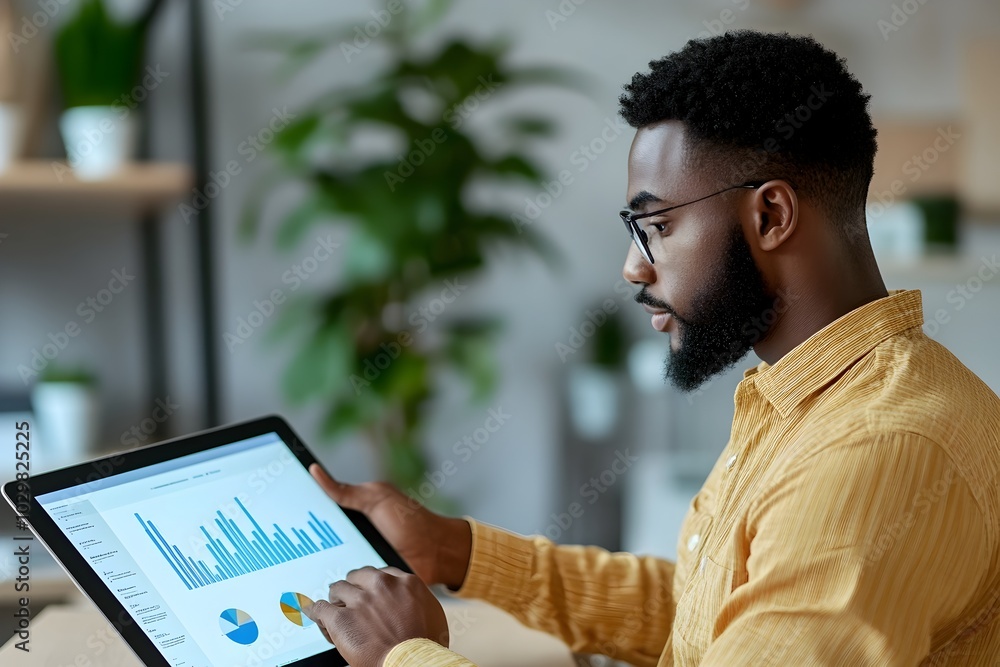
135, 497, 343, 590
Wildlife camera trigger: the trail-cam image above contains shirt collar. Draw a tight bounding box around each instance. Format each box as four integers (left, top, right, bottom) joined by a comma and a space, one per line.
740, 289, 924, 418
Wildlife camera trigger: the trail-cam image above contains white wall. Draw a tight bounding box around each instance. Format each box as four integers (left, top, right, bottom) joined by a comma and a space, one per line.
4, 0, 1000, 538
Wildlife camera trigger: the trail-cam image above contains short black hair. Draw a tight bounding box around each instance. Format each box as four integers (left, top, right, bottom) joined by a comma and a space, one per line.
619, 30, 877, 244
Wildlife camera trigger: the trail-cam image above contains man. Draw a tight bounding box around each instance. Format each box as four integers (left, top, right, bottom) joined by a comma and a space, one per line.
302, 30, 1000, 666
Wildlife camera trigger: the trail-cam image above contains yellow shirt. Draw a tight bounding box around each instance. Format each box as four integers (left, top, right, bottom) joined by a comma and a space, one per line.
385, 289, 1000, 666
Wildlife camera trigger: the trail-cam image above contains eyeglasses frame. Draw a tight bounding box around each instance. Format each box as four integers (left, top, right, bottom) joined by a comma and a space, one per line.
619, 182, 765, 264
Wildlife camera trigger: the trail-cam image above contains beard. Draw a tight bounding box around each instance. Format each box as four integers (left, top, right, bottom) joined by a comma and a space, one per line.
635, 224, 776, 392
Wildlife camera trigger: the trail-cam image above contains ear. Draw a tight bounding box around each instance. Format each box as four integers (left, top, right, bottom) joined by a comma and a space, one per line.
747, 180, 798, 252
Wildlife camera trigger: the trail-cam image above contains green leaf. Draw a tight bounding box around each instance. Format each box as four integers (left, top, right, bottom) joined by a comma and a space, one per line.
273, 114, 322, 154
387, 438, 429, 491
54, 0, 158, 108
343, 227, 394, 282
276, 191, 337, 249
411, 0, 454, 34
444, 321, 500, 401
282, 324, 352, 404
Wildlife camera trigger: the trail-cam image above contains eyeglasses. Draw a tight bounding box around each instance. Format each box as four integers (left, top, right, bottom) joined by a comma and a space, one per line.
620, 183, 761, 264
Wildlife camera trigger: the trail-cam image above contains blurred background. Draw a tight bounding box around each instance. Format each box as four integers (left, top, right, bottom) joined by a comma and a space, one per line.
1, 0, 1000, 623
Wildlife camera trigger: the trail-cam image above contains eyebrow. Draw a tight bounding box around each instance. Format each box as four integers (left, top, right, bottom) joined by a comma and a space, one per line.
627, 190, 667, 211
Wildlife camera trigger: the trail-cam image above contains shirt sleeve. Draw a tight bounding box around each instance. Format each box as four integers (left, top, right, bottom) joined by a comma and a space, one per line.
447, 518, 676, 666
383, 638, 477, 667
699, 432, 989, 665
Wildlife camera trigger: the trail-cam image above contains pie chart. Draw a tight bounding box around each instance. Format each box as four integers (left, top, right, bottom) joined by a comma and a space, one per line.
279, 592, 315, 627
219, 608, 259, 645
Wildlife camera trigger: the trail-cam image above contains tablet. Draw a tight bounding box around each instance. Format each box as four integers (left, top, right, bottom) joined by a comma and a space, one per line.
2, 415, 410, 667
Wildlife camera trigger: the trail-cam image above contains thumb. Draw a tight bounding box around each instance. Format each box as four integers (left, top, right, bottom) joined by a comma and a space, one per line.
309, 463, 364, 510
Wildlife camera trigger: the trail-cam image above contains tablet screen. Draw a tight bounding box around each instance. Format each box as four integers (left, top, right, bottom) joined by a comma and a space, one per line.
35, 431, 384, 667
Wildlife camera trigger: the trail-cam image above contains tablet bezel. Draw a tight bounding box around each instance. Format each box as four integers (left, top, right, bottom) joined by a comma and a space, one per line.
1, 414, 411, 667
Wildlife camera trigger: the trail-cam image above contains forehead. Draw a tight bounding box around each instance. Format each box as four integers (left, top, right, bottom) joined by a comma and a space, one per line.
626, 121, 696, 204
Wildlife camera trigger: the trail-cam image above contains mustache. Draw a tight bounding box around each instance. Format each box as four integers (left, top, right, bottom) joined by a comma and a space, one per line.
634, 288, 679, 318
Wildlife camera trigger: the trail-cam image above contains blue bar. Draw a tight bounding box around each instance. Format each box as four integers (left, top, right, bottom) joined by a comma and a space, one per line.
249, 537, 273, 566
149, 521, 195, 588
308, 519, 330, 548
216, 516, 252, 569
187, 556, 208, 586
202, 528, 236, 578
197, 560, 216, 583
227, 517, 264, 569
312, 513, 340, 546
271, 533, 292, 560
215, 518, 248, 574
137, 500, 345, 589
233, 520, 267, 569
276, 526, 304, 557
169, 544, 199, 588
238, 498, 285, 564
215, 537, 243, 575
203, 536, 230, 577
137, 515, 191, 590
173, 547, 201, 588
292, 528, 314, 553
252, 531, 278, 566
298, 527, 319, 553
322, 520, 342, 546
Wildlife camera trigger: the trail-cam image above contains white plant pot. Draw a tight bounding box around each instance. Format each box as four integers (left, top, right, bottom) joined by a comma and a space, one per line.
59, 105, 137, 180
0, 102, 22, 173
32, 382, 100, 471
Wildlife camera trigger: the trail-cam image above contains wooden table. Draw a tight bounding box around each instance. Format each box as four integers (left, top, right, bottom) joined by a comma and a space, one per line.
0, 596, 574, 666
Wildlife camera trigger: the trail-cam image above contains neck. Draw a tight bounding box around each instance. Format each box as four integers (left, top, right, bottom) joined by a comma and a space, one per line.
753, 250, 888, 365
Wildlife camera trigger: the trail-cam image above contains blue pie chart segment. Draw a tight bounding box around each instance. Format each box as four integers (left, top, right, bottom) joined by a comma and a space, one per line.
220, 608, 259, 645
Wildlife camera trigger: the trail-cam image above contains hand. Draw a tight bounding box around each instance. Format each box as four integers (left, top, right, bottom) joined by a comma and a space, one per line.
303, 565, 449, 667
309, 463, 472, 589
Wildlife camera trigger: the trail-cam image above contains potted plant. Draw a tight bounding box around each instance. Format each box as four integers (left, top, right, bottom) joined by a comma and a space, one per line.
32, 365, 100, 471
53, 0, 165, 179
244, 0, 586, 501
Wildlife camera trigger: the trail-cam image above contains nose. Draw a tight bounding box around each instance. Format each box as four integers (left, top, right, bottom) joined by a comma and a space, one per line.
622, 240, 655, 287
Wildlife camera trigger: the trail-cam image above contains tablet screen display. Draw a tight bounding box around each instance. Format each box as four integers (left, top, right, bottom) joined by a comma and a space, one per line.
35, 432, 384, 667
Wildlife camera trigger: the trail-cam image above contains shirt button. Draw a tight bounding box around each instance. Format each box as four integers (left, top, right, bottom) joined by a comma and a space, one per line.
725, 454, 737, 471
687, 534, 700, 552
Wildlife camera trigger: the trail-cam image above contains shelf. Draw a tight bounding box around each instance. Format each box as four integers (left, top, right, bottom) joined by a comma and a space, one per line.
0, 161, 194, 218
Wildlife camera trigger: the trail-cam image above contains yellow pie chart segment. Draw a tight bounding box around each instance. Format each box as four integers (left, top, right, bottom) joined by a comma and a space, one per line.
279, 591, 315, 627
